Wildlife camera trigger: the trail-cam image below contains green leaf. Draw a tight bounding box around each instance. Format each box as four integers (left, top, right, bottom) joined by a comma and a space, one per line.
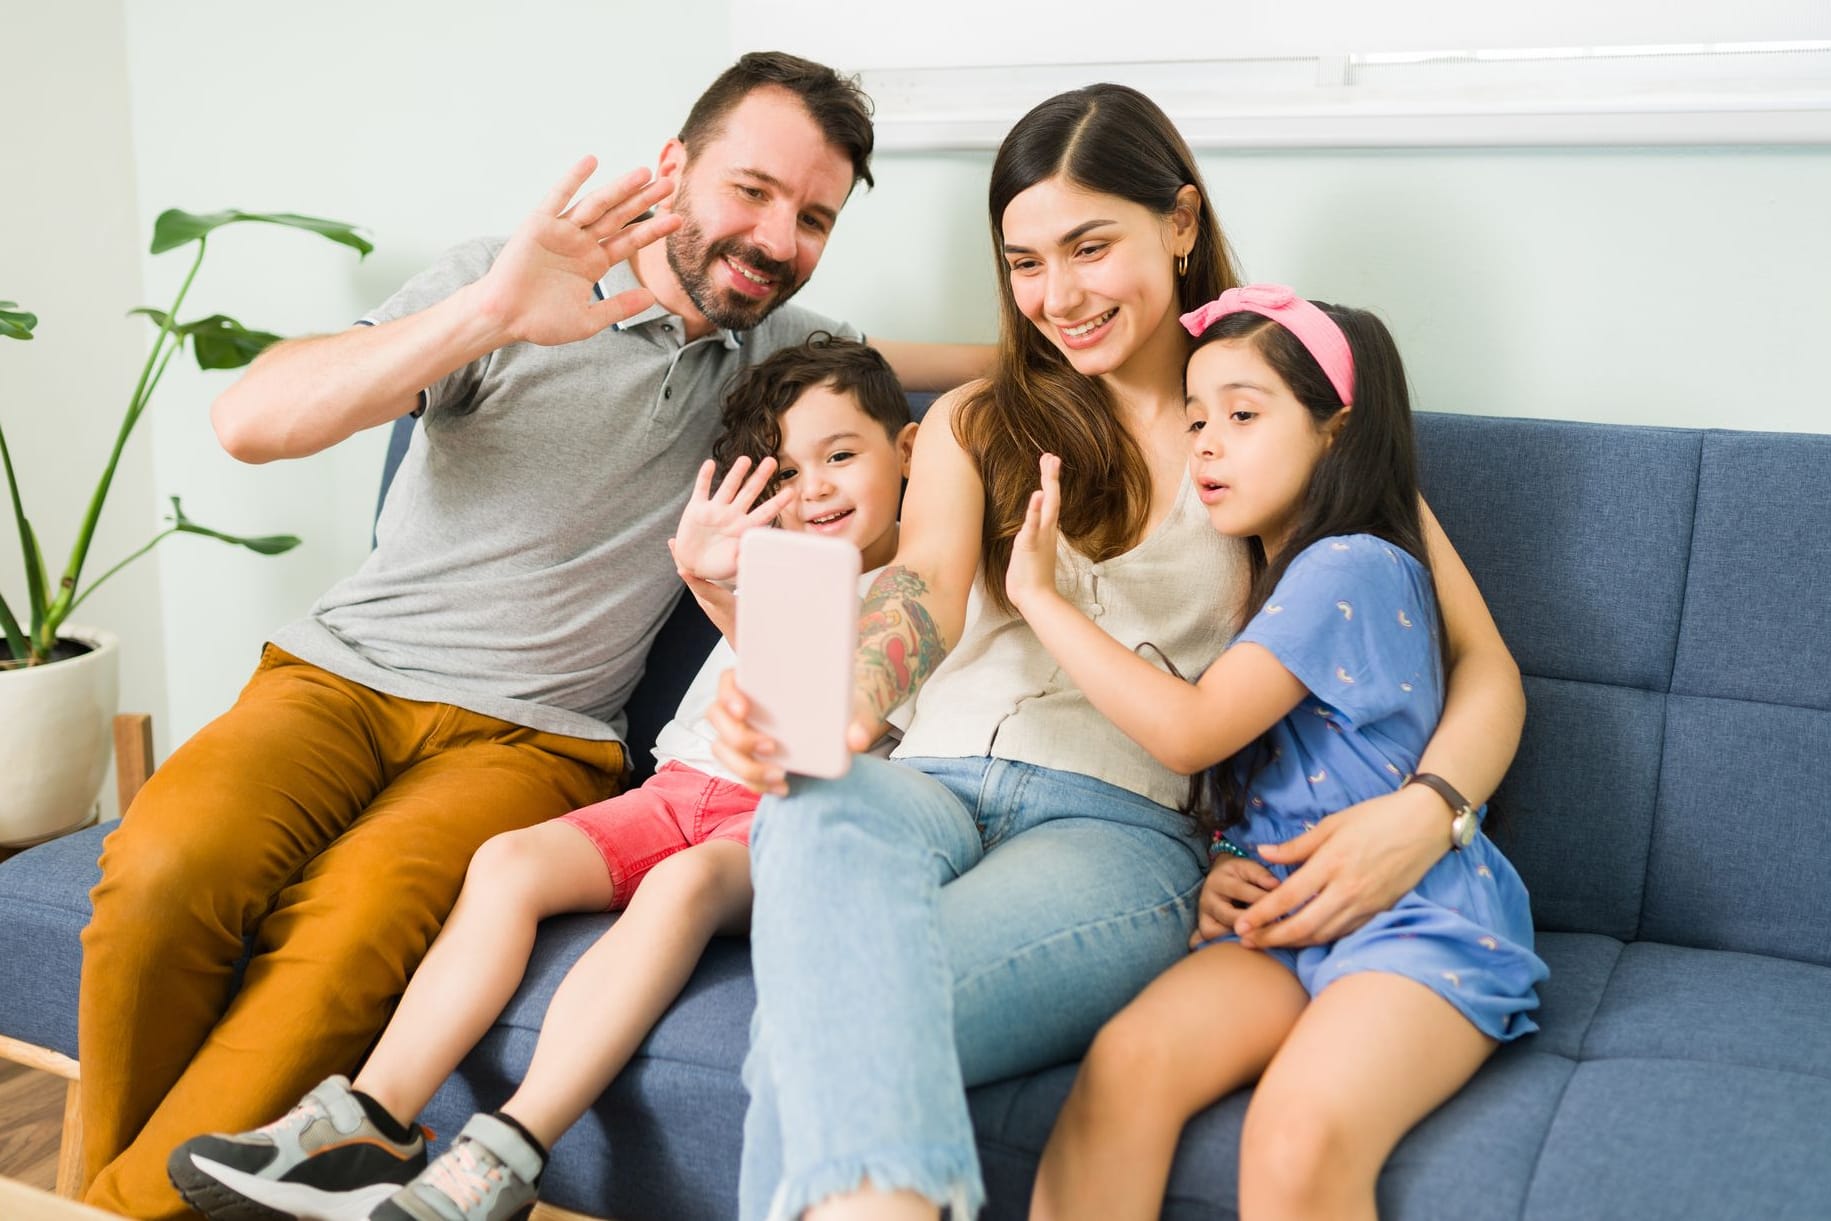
0, 301, 37, 341
150, 209, 373, 258
186, 314, 284, 370
130, 309, 284, 370
0, 418, 48, 628
169, 496, 301, 555
0, 588, 27, 663
24, 518, 50, 631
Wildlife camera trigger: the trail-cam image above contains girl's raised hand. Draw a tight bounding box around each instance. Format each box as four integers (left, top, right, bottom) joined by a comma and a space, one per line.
1191, 854, 1281, 946
671, 456, 796, 586
1005, 453, 1063, 612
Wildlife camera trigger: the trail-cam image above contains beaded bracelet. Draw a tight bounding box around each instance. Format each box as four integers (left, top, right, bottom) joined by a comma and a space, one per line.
1209, 832, 1250, 860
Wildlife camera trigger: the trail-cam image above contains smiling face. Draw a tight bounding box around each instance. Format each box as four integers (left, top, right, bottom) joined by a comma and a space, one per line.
999, 175, 1194, 382
659, 86, 856, 333
772, 382, 916, 571
1185, 337, 1344, 556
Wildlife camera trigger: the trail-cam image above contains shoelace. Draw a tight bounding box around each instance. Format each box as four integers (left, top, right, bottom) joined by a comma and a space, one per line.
422, 1141, 505, 1212
255, 1095, 329, 1142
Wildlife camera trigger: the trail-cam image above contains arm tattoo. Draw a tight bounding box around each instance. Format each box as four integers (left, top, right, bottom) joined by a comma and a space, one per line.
858, 566, 949, 720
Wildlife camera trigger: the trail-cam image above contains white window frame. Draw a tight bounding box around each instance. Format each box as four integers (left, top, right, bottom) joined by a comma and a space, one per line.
734, 6, 1831, 149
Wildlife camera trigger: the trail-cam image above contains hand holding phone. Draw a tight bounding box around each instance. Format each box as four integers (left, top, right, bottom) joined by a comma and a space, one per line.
736, 529, 861, 779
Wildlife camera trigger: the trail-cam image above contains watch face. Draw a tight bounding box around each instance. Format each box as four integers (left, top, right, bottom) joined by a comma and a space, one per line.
1452, 811, 1479, 848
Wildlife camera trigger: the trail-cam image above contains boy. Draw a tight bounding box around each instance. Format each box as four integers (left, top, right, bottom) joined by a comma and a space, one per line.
169, 335, 917, 1221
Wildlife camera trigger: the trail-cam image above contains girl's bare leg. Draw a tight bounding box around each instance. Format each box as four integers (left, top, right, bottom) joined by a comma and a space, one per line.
353, 820, 614, 1124
1239, 973, 1496, 1221
501, 839, 752, 1148
1030, 945, 1309, 1221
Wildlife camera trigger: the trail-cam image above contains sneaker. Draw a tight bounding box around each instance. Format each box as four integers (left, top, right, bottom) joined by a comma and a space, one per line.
168, 1075, 426, 1221
368, 1113, 543, 1221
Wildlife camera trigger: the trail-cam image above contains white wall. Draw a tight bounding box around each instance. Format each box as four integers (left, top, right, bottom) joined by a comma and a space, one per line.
1197, 146, 1831, 432
26, 4, 1822, 749
1, 0, 167, 818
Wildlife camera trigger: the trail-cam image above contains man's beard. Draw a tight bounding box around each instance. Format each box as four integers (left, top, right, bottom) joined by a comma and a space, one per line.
665, 196, 803, 332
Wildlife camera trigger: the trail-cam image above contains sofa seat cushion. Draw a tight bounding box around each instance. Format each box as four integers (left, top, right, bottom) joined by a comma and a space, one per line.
421, 915, 757, 1220
1581, 941, 1831, 1077
969, 933, 1831, 1219
1522, 1060, 1831, 1221
15, 841, 1829, 1219
0, 821, 108, 1059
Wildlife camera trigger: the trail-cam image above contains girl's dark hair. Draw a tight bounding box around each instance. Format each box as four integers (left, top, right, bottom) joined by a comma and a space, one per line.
1187, 303, 1450, 836
958, 83, 1241, 614
680, 51, 876, 190
711, 333, 908, 491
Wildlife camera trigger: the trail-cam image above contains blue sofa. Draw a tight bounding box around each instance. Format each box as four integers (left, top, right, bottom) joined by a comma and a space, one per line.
4, 412, 1829, 1219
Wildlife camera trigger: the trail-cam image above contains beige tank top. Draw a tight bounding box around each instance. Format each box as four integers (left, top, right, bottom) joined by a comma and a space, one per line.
892, 474, 1250, 809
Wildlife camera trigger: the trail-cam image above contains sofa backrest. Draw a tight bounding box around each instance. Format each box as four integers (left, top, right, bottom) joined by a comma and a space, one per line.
1416, 414, 1831, 967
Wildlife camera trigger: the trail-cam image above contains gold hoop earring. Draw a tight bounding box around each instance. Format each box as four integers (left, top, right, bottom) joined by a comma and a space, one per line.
1176, 253, 1189, 277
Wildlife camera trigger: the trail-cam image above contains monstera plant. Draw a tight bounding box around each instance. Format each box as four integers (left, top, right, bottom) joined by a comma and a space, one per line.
0, 208, 369, 843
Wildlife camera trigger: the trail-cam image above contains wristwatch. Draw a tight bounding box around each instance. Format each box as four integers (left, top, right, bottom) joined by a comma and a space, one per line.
1405, 772, 1479, 850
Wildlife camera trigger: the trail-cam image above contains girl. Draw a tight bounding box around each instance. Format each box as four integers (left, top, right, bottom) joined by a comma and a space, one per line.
710, 85, 1528, 1221
1015, 285, 1547, 1221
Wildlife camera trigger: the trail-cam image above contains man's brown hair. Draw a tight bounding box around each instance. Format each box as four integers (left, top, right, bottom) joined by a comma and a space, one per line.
680, 51, 876, 190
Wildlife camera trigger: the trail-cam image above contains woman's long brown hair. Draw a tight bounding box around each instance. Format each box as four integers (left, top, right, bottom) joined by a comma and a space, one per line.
958, 84, 1241, 613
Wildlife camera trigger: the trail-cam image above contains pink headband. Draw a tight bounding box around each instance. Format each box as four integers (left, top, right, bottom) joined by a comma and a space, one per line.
1180, 283, 1355, 407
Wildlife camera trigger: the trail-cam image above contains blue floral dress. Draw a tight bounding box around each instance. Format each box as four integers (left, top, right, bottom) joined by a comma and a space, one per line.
1208, 533, 1546, 1041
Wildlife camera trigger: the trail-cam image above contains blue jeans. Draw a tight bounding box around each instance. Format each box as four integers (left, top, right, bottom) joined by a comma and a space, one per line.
739, 755, 1207, 1219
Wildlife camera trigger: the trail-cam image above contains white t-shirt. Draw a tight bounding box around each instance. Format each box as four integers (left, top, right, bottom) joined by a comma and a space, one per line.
652, 566, 905, 780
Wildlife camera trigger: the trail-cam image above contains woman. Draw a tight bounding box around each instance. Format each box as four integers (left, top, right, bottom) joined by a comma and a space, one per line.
711, 84, 1524, 1221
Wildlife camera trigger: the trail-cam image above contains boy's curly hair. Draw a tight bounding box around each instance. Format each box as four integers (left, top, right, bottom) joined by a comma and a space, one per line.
711, 333, 909, 494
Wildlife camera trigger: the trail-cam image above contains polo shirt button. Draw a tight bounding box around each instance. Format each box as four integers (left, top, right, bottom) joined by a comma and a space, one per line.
1088, 603, 1104, 616
663, 386, 673, 399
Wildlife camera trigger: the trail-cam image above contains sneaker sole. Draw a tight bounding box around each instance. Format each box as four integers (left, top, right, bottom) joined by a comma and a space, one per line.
172, 1151, 400, 1221
371, 1201, 533, 1221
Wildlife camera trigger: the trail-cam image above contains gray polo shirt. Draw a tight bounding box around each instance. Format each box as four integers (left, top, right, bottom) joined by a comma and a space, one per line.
270, 237, 859, 741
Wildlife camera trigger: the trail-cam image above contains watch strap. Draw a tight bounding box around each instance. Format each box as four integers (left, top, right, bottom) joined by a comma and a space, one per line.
1405, 772, 1479, 849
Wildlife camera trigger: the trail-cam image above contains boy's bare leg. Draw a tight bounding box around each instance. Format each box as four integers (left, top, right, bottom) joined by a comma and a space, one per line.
354, 820, 616, 1125
501, 839, 753, 1147
1239, 972, 1496, 1221
1029, 944, 1308, 1221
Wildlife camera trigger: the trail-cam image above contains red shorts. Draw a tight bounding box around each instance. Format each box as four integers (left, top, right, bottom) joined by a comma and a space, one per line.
559, 761, 759, 909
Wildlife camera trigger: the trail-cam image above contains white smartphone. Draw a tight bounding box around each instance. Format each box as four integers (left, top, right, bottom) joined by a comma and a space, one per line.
736, 529, 861, 780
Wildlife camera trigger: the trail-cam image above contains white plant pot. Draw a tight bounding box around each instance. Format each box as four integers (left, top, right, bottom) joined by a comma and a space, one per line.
0, 625, 120, 846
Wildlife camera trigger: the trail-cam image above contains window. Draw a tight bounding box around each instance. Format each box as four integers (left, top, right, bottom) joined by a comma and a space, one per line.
734, 4, 1831, 148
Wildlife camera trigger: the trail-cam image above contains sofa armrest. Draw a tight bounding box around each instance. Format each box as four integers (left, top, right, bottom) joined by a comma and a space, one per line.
113, 714, 153, 814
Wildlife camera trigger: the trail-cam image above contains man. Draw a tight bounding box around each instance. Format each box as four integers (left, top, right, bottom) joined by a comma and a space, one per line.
79, 51, 982, 1220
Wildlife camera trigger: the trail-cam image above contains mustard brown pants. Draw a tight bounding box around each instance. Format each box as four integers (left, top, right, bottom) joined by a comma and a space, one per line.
78, 646, 624, 1219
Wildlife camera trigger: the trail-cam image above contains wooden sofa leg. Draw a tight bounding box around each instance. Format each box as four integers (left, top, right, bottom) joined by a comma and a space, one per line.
55, 1079, 82, 1199
530, 1205, 610, 1221
0, 1035, 82, 1198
